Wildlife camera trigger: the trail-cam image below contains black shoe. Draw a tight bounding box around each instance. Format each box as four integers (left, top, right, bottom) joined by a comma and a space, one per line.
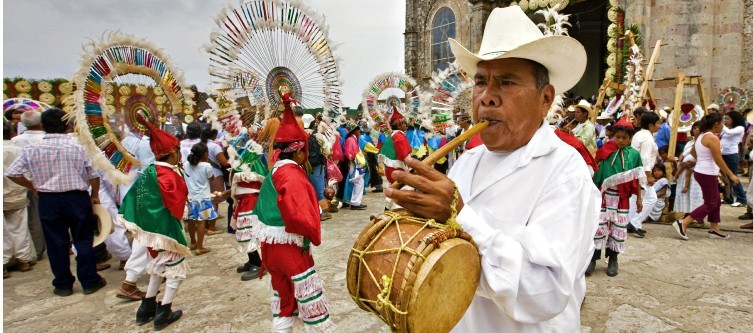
153, 302, 182, 331
228, 227, 236, 234
626, 223, 637, 233
136, 296, 157, 325
237, 262, 252, 273
350, 205, 367, 210
633, 228, 646, 238
372, 185, 383, 193
341, 203, 350, 208
585, 258, 596, 276
606, 254, 619, 277
738, 212, 753, 220
53, 287, 73, 297
83, 278, 107, 295
241, 266, 261, 281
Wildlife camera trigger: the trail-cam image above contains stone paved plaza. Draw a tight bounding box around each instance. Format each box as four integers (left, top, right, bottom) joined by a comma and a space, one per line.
4, 184, 753, 333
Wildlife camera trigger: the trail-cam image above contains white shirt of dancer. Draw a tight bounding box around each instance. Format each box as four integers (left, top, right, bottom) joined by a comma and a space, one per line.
450, 121, 600, 332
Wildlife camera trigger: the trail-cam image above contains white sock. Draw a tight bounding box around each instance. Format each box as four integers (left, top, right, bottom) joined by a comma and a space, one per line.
161, 283, 179, 304
272, 316, 295, 333
145, 274, 162, 298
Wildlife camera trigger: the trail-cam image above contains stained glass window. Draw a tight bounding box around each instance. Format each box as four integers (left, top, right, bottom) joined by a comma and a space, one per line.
431, 7, 456, 71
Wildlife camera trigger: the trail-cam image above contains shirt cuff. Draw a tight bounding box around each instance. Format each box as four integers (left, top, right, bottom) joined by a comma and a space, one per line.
456, 204, 499, 255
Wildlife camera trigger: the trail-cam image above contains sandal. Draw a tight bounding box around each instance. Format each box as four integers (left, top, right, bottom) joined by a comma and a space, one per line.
206, 230, 224, 236
194, 248, 211, 256
116, 283, 146, 301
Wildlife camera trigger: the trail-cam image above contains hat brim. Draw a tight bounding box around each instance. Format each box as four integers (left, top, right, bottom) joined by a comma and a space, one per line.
92, 204, 113, 246
449, 36, 587, 95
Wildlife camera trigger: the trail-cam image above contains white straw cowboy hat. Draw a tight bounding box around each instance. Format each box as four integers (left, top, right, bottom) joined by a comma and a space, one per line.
574, 100, 593, 117
448, 6, 587, 95
92, 204, 114, 246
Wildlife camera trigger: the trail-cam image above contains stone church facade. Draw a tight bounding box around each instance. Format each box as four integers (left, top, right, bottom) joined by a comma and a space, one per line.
405, 0, 753, 108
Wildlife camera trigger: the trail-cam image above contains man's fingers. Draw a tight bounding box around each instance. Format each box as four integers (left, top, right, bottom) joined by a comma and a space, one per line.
386, 190, 440, 220
392, 170, 436, 194
405, 156, 445, 181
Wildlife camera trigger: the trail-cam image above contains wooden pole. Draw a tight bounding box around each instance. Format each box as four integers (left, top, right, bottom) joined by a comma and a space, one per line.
666, 71, 686, 182
697, 76, 708, 109
592, 78, 610, 123
639, 39, 662, 106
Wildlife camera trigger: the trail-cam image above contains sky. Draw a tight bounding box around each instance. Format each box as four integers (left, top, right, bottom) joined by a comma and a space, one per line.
2, 0, 406, 108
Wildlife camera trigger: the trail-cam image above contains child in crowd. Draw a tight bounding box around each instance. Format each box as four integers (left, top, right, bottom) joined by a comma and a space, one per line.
120, 115, 189, 330
251, 101, 335, 333
648, 164, 671, 221
183, 142, 219, 256
589, 117, 646, 277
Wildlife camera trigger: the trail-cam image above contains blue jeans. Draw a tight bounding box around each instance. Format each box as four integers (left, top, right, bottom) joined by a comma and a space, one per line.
309, 164, 326, 201
722, 153, 746, 204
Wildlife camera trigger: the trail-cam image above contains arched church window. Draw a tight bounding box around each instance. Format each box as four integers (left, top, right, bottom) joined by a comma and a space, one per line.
431, 7, 456, 71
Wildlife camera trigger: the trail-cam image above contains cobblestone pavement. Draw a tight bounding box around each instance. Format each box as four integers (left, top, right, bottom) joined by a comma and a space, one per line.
4, 182, 753, 332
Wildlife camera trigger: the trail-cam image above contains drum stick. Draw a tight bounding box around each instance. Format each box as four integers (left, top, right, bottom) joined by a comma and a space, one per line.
390, 120, 489, 189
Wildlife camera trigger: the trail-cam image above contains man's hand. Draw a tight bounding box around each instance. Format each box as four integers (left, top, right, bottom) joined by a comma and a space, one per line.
637, 201, 643, 213
91, 195, 100, 205
384, 157, 463, 223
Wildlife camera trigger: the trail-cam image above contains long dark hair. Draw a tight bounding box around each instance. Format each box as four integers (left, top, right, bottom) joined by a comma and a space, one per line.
187, 142, 208, 166
201, 125, 218, 144
726, 110, 745, 128
699, 112, 723, 132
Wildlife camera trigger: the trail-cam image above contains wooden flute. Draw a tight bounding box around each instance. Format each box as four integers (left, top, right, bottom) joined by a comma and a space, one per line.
390, 120, 489, 189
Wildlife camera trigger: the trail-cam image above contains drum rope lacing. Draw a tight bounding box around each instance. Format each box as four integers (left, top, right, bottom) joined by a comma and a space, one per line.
350, 186, 462, 329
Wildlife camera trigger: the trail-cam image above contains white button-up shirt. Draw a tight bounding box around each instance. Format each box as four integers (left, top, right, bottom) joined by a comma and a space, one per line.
450, 121, 600, 333
631, 129, 658, 171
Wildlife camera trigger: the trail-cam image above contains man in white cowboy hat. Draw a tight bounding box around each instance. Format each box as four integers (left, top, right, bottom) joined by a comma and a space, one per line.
385, 6, 599, 332
707, 103, 720, 114
595, 111, 612, 145
572, 99, 597, 155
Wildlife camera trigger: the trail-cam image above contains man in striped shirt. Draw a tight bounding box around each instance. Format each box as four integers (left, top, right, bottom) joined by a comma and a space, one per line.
5, 108, 105, 297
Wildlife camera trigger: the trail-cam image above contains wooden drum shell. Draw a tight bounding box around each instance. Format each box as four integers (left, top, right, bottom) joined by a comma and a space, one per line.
347, 209, 480, 333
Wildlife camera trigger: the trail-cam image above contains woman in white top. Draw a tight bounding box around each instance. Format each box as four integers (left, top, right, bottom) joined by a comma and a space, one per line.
673, 113, 740, 240
720, 110, 746, 206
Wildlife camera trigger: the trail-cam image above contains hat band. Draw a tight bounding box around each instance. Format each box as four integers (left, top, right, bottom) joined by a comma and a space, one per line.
481, 50, 507, 57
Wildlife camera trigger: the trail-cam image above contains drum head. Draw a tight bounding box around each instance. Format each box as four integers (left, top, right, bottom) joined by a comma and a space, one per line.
407, 238, 480, 333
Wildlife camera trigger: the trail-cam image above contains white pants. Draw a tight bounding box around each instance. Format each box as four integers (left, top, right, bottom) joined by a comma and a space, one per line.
349, 165, 365, 206
124, 239, 148, 282
629, 185, 657, 229
99, 186, 131, 261
3, 208, 33, 264
648, 197, 666, 221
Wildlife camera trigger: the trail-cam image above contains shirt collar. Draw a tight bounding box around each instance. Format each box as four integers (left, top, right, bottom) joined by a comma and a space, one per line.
21, 130, 45, 135
43, 133, 71, 139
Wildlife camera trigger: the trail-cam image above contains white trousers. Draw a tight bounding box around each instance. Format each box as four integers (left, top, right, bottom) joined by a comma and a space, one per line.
99, 187, 131, 261
3, 208, 33, 264
124, 239, 148, 282
648, 197, 666, 221
629, 185, 657, 229
349, 165, 365, 206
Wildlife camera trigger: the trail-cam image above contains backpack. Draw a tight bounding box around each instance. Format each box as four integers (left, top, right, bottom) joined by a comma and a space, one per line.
308, 135, 326, 167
